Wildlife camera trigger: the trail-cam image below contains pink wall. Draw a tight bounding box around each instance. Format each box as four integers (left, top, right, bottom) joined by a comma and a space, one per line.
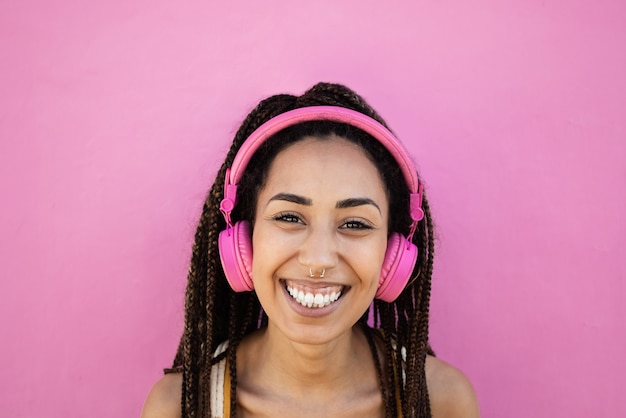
1, 1, 624, 416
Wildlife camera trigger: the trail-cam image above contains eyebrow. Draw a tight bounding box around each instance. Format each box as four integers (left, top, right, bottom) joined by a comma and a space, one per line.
268, 193, 312, 206
336, 197, 381, 214
267, 193, 381, 213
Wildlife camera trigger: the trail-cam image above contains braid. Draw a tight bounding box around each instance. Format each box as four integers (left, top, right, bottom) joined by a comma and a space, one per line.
363, 325, 395, 418
227, 293, 239, 417
170, 82, 436, 417
396, 194, 435, 417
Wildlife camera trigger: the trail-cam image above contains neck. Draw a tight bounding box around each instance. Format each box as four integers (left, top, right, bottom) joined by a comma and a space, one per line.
238, 323, 374, 395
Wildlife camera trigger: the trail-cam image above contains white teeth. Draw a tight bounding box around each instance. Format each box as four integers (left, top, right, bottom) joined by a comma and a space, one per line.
286, 285, 343, 309
314, 294, 324, 306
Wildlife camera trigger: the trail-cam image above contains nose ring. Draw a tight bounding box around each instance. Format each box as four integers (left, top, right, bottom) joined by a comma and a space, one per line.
309, 268, 325, 278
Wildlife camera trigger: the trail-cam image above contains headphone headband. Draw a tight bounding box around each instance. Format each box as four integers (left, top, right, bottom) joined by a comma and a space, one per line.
220, 106, 424, 236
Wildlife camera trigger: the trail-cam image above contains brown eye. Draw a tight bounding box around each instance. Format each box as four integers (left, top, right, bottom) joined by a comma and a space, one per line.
342, 219, 372, 230
273, 212, 303, 224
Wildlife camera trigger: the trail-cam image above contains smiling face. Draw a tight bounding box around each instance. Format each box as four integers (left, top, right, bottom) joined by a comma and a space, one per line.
251, 135, 390, 345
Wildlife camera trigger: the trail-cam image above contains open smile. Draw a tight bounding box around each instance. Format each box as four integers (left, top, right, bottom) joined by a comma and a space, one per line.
282, 279, 347, 309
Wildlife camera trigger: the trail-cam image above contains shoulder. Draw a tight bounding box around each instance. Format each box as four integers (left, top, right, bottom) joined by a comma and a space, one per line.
140, 373, 182, 418
425, 356, 480, 418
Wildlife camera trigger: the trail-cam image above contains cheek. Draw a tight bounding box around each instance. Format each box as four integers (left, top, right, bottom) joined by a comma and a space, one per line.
350, 236, 389, 278
250, 224, 291, 277
250, 227, 269, 275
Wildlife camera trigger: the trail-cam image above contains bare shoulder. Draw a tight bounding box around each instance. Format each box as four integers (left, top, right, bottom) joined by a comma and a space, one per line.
425, 356, 480, 418
140, 373, 182, 418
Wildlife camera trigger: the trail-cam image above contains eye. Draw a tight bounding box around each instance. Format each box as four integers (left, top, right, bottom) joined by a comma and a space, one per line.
272, 212, 304, 224
341, 219, 373, 230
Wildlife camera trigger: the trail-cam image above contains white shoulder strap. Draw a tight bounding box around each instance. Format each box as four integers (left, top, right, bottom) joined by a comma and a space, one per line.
210, 341, 229, 418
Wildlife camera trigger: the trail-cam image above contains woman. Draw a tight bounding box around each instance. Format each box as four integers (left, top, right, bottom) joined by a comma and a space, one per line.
142, 83, 479, 417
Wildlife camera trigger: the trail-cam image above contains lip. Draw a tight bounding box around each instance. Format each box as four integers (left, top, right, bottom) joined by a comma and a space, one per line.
283, 278, 345, 291
280, 279, 349, 318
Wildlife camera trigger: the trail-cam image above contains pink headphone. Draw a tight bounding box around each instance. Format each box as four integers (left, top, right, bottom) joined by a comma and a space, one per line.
218, 106, 424, 302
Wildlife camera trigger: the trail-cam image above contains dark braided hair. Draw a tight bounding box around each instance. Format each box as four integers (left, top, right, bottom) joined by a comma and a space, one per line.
167, 82, 436, 417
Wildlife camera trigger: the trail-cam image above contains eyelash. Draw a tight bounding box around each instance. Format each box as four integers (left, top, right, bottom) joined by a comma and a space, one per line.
272, 212, 303, 224
342, 219, 373, 230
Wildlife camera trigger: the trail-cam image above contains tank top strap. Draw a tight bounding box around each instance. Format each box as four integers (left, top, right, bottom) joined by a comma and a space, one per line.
210, 341, 230, 418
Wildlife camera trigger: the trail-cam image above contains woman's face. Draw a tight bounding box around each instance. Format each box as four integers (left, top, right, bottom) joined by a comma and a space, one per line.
251, 135, 390, 345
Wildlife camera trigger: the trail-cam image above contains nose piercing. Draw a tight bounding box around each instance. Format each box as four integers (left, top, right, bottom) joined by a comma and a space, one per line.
309, 268, 325, 278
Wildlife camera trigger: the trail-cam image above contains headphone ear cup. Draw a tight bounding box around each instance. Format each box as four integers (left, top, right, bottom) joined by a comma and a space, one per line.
218, 221, 254, 292
376, 232, 418, 302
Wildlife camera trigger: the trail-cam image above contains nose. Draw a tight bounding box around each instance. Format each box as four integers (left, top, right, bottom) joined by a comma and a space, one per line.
297, 225, 338, 276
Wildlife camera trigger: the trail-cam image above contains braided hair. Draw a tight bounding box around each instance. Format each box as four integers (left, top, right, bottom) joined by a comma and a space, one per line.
167, 82, 435, 417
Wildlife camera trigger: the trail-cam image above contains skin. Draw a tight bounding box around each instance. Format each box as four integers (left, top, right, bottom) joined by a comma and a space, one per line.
141, 136, 480, 418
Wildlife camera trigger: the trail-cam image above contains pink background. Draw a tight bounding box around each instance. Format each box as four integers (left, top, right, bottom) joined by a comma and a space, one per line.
1, 1, 624, 417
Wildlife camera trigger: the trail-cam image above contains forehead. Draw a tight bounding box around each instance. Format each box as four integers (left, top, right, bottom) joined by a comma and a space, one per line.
260, 135, 388, 201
